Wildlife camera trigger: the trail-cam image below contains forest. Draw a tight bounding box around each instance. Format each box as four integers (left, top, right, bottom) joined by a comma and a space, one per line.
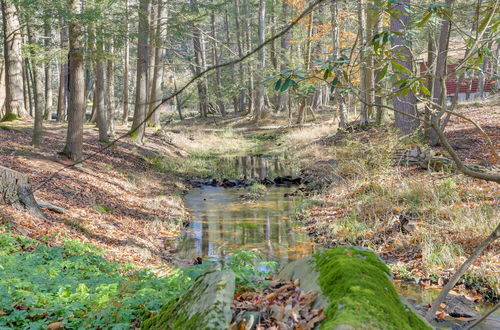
0, 0, 498, 328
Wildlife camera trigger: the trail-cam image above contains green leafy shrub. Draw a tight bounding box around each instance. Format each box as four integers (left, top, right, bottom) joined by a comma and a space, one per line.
0, 234, 197, 329
0, 233, 279, 328
226, 250, 277, 289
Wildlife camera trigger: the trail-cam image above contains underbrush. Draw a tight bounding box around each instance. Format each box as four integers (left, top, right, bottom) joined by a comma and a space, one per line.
0, 232, 277, 328
291, 127, 499, 298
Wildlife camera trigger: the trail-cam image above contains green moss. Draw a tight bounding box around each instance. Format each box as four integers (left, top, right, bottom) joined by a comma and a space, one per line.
0, 125, 22, 132
0, 112, 18, 122
92, 205, 111, 213
315, 247, 430, 330
142, 297, 202, 330
142, 269, 234, 329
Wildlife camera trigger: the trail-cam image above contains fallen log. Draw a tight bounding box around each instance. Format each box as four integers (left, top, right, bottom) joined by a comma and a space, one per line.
393, 146, 500, 174
37, 200, 65, 214
0, 165, 45, 218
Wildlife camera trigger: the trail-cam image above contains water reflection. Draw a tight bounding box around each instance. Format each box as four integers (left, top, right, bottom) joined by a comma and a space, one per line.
215, 154, 291, 180
177, 185, 314, 262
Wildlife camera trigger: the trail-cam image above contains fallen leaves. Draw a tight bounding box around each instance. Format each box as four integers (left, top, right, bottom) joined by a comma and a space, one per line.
231, 278, 325, 330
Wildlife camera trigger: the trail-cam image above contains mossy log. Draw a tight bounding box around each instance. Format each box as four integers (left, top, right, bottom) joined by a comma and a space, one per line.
0, 165, 45, 218
279, 247, 431, 330
142, 269, 235, 330
393, 146, 499, 174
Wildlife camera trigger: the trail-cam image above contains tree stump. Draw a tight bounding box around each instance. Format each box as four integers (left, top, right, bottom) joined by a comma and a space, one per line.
0, 165, 45, 218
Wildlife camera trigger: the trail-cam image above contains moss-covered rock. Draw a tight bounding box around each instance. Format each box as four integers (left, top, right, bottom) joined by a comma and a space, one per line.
142, 269, 235, 330
279, 247, 431, 330
0, 112, 18, 122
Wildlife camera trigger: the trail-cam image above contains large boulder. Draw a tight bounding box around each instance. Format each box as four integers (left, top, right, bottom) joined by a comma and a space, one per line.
278, 247, 431, 330
142, 269, 235, 329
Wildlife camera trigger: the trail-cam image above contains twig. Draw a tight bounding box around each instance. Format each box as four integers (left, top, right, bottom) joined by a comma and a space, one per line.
464, 302, 500, 329
425, 223, 500, 321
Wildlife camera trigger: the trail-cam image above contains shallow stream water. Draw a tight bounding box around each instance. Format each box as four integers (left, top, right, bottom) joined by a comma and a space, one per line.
177, 154, 499, 329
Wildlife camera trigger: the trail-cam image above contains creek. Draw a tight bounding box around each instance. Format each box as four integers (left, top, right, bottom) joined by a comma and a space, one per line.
174, 153, 499, 329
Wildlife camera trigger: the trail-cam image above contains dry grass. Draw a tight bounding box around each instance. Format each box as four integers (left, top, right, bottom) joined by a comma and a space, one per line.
287, 125, 499, 298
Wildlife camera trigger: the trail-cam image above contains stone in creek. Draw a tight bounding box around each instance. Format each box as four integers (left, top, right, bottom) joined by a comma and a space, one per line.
221, 178, 237, 188
273, 176, 303, 185
142, 269, 236, 330
443, 295, 480, 318
260, 177, 274, 186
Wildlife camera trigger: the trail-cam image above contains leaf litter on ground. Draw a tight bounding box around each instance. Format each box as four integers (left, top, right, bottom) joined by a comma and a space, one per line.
231, 277, 325, 330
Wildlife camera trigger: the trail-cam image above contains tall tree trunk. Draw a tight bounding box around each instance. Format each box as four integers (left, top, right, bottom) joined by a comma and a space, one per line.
149, 0, 167, 127
477, 41, 492, 99
234, 0, 245, 112
190, 0, 208, 117
146, 3, 156, 112
1, 0, 27, 120
243, 0, 254, 115
429, 0, 453, 145
278, 1, 291, 112
211, 8, 226, 116
62, 0, 86, 161
332, 0, 347, 128
27, 25, 44, 148
22, 59, 30, 116
171, 72, 183, 120
390, 0, 418, 134
96, 43, 108, 143
106, 39, 115, 136
24, 58, 34, 117
254, 0, 266, 121
131, 0, 150, 142
44, 20, 53, 120
57, 27, 68, 122
122, 0, 130, 125
224, 10, 239, 113
374, 3, 387, 124
358, 0, 369, 124
365, 0, 376, 119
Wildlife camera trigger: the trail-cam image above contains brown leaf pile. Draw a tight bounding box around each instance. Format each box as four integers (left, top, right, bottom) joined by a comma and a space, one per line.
0, 120, 190, 269
231, 278, 325, 330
